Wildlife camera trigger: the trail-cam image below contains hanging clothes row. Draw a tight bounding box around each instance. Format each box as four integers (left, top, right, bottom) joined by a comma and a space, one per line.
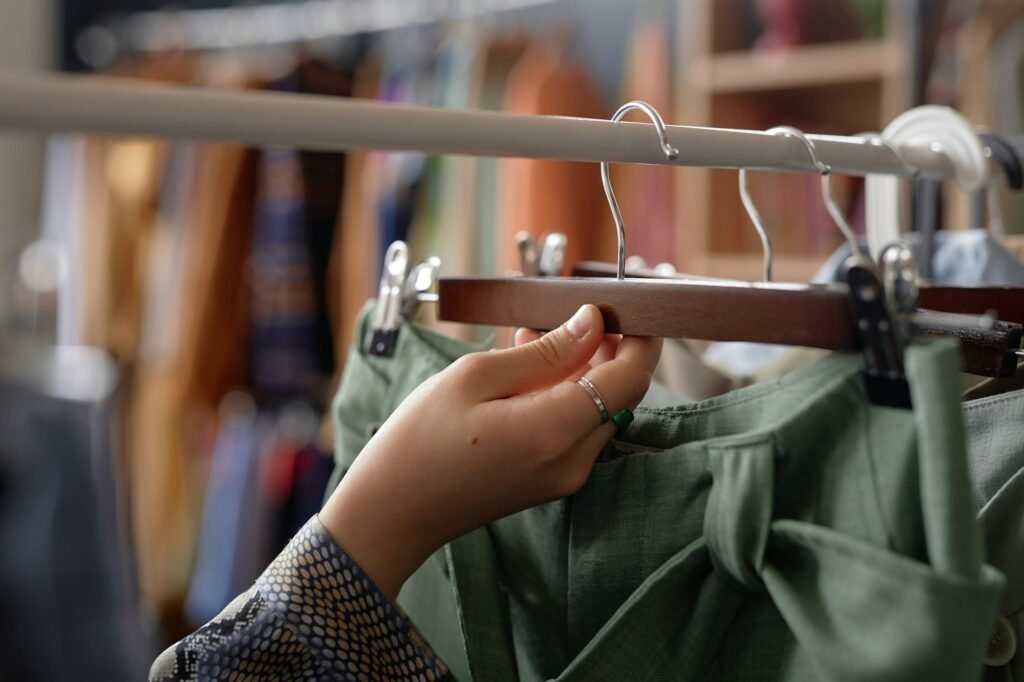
33, 22, 660, 641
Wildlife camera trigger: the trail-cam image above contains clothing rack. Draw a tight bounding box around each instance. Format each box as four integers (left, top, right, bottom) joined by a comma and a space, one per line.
0, 70, 960, 180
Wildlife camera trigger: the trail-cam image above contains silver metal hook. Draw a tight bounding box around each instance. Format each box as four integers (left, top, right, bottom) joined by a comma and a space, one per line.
778, 126, 865, 261
738, 125, 831, 281
737, 165, 774, 282
601, 101, 679, 280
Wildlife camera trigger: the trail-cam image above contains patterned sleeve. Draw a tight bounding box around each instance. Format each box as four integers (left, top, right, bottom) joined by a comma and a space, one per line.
149, 516, 451, 681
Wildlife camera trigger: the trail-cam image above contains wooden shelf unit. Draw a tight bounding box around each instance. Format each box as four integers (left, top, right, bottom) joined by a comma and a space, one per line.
674, 0, 912, 281
688, 40, 901, 95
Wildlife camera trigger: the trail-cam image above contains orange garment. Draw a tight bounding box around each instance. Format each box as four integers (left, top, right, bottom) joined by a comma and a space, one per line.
75, 137, 150, 359
75, 54, 199, 361
107, 59, 261, 621
497, 42, 610, 275
130, 138, 258, 618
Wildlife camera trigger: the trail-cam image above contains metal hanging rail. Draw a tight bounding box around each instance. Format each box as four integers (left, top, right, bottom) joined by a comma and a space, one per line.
0, 70, 956, 179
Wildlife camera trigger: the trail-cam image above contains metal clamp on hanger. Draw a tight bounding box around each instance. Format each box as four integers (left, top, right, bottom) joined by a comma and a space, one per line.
516, 232, 539, 276
843, 244, 919, 410
515, 231, 569, 277
402, 256, 441, 320
366, 242, 410, 357
366, 241, 442, 358
538, 233, 568, 277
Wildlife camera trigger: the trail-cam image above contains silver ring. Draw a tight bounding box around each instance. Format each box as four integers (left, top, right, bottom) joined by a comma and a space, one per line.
576, 375, 610, 424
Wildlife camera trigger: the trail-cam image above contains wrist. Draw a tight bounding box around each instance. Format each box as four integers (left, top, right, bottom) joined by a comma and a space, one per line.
319, 472, 440, 601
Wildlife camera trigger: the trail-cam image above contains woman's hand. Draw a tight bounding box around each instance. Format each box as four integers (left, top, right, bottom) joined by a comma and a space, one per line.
320, 305, 662, 599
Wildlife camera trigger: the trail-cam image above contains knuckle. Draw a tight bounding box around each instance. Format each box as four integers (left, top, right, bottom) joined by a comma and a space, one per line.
529, 334, 566, 369
451, 353, 486, 378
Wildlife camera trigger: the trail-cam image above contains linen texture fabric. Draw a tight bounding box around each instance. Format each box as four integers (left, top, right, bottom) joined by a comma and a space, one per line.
327, 305, 1003, 681
964, 379, 1024, 681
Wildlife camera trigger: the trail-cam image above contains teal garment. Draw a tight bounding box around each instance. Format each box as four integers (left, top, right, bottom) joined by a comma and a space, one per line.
328, 305, 1003, 681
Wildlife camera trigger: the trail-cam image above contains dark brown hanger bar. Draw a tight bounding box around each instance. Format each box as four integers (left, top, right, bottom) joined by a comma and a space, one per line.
575, 261, 1024, 325
918, 287, 1024, 326
438, 274, 1022, 377
919, 314, 1023, 377
438, 276, 856, 349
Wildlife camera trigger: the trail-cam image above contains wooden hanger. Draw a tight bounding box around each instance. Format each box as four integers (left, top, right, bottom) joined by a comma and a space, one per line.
436, 105, 1023, 378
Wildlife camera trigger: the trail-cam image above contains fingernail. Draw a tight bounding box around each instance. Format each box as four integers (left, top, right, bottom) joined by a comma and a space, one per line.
566, 305, 593, 339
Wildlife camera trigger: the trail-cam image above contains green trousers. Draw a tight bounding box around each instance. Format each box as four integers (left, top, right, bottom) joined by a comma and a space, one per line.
327, 305, 1003, 681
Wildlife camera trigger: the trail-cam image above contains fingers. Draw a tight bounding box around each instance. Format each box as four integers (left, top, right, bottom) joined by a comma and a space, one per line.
591, 335, 622, 367
464, 305, 605, 400
517, 328, 620, 376
534, 335, 663, 433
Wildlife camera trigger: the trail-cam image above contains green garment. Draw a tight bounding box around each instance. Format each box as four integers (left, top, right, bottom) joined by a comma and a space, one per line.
328, 304, 1003, 681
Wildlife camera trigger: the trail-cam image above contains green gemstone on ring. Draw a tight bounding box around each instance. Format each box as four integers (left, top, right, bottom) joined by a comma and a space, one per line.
611, 409, 634, 432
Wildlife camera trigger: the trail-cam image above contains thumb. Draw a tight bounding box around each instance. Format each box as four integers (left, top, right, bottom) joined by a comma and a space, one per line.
471, 304, 604, 400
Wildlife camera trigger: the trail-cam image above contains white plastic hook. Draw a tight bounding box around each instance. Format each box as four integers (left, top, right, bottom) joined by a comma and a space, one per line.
856, 132, 911, 259
865, 106, 989, 259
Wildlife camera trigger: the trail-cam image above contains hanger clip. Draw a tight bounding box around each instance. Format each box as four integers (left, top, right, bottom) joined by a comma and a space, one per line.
367, 242, 443, 358
402, 256, 441, 320
366, 242, 410, 357
515, 231, 568, 277
538, 233, 568, 277
516, 232, 540, 276
843, 255, 914, 409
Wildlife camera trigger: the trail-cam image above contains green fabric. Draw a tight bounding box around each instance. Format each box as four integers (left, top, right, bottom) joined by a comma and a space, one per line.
328, 304, 1003, 681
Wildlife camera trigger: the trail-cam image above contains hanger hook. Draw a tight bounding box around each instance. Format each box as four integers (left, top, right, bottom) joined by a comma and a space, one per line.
737, 167, 773, 282
739, 125, 831, 281
778, 126, 867, 262
601, 101, 679, 280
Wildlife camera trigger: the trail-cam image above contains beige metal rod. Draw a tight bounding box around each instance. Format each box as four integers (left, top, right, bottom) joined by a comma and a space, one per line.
0, 70, 955, 178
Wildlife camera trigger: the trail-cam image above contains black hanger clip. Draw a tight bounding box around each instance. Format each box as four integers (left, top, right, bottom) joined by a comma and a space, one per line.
843, 246, 919, 409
